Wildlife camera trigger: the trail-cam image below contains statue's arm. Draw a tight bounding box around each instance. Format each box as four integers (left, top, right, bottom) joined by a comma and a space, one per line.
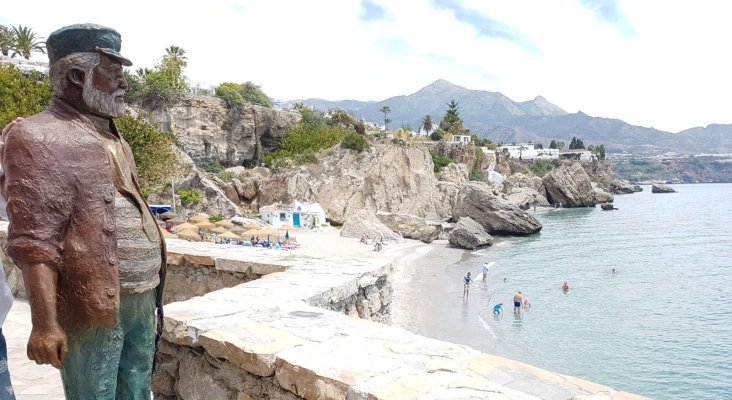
3, 124, 71, 368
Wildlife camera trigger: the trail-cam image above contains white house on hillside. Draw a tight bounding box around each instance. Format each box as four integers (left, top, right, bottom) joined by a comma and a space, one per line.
259, 201, 327, 229
559, 149, 595, 161
450, 135, 472, 144
497, 143, 559, 160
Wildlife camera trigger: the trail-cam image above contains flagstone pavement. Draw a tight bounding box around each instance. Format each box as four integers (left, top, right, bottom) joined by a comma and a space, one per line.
5, 300, 64, 400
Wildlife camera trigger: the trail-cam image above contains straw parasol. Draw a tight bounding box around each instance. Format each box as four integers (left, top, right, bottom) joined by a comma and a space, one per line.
218, 231, 242, 240
243, 223, 261, 230
195, 221, 215, 231
214, 220, 235, 229
173, 222, 198, 232
177, 229, 202, 241
167, 217, 186, 225
188, 215, 209, 223
230, 226, 245, 234
160, 211, 177, 220
210, 226, 229, 235
243, 228, 260, 237
159, 229, 178, 239
259, 227, 280, 241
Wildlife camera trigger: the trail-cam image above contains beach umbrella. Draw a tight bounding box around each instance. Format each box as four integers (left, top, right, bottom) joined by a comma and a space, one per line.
218, 231, 242, 241
194, 212, 210, 219
214, 220, 235, 229
160, 211, 177, 220
230, 226, 245, 234
195, 221, 215, 231
188, 215, 209, 223
167, 217, 186, 225
177, 229, 202, 241
159, 229, 178, 239
243, 228, 260, 237
210, 226, 229, 235
243, 223, 261, 229
259, 227, 279, 241
173, 222, 198, 232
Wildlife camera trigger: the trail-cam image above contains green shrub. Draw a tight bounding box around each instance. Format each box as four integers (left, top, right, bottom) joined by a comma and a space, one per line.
293, 150, 319, 165
432, 155, 454, 173
216, 170, 238, 182
200, 158, 224, 173
215, 83, 245, 107
117, 114, 180, 193
430, 130, 444, 141
341, 132, 369, 152
215, 81, 272, 107
530, 159, 555, 177
178, 189, 201, 207
469, 169, 485, 181
391, 138, 405, 146
0, 64, 53, 128
208, 212, 224, 223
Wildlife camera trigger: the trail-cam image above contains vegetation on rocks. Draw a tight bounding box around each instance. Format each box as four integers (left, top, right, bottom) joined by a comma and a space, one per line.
341, 131, 370, 152
432, 154, 454, 173
529, 159, 556, 177
178, 189, 202, 206
117, 113, 181, 193
0, 64, 52, 127
215, 81, 272, 107
124, 46, 189, 108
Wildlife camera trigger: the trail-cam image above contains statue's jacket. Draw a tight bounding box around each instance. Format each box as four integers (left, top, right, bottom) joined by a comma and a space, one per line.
2, 97, 166, 329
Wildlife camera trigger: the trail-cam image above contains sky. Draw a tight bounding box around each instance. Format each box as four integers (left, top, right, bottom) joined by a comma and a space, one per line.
2, 0, 731, 133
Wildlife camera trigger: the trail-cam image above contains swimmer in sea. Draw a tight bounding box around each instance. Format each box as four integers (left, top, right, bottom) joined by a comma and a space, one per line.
562, 281, 570, 292
523, 297, 531, 309
493, 302, 503, 315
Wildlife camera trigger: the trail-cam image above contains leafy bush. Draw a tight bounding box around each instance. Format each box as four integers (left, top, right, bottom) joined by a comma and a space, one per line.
117, 114, 180, 193
530, 159, 555, 177
430, 130, 444, 141
265, 124, 347, 165
178, 189, 201, 207
0, 64, 53, 128
469, 169, 485, 181
200, 158, 224, 173
432, 155, 454, 173
341, 132, 369, 152
215, 81, 272, 107
391, 138, 405, 146
125, 68, 186, 109
208, 212, 224, 223
216, 170, 239, 182
293, 150, 318, 165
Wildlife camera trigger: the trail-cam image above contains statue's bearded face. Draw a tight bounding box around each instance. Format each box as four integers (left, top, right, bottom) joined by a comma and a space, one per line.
83, 55, 127, 118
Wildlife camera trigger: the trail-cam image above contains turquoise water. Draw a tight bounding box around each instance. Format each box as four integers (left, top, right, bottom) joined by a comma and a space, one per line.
391, 183, 732, 399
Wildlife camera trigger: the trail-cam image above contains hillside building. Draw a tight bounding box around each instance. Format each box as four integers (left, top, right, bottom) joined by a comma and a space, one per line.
496, 143, 559, 160
259, 201, 327, 229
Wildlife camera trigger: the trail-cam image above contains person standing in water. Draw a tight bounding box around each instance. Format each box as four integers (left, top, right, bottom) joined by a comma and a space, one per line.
513, 291, 523, 312
482, 261, 491, 283
463, 272, 473, 296
493, 303, 503, 315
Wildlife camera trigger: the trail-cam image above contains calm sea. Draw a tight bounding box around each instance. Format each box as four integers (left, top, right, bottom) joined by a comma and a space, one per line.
391, 183, 732, 400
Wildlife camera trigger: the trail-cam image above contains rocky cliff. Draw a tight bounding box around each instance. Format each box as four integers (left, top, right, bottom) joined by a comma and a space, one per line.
137, 95, 300, 167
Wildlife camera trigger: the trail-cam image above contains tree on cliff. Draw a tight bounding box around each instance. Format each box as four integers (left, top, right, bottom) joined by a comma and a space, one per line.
215, 81, 273, 107
0, 64, 53, 127
438, 100, 465, 135
162, 45, 187, 90
549, 140, 565, 150
569, 136, 585, 149
379, 105, 391, 132
0, 26, 13, 57
125, 46, 189, 108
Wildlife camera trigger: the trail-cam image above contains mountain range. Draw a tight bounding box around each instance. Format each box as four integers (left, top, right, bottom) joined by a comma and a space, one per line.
285, 80, 731, 155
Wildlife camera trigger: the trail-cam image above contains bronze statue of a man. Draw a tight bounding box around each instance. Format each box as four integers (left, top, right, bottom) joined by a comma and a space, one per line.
2, 24, 165, 399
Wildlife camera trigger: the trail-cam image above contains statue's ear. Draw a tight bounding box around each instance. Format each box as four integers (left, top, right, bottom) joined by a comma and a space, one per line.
68, 68, 85, 89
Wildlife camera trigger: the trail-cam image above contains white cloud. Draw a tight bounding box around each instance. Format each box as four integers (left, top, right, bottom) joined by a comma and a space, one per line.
2, 0, 731, 132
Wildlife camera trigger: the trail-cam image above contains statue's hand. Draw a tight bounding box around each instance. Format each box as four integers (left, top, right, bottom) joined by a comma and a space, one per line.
27, 323, 68, 369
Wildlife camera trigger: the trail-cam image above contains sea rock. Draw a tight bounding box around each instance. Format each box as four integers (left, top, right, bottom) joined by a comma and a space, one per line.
601, 203, 615, 210
542, 163, 597, 207
340, 209, 401, 242
592, 185, 615, 204
450, 182, 542, 235
652, 183, 676, 193
448, 217, 494, 249
506, 187, 550, 211
501, 172, 545, 195
376, 212, 441, 243
609, 179, 642, 194
138, 95, 300, 167
436, 162, 469, 184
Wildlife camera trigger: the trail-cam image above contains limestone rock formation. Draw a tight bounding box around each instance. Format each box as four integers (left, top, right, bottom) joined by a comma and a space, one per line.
448, 217, 494, 249
507, 188, 550, 210
340, 209, 401, 242
450, 182, 542, 235
542, 163, 599, 207
652, 183, 676, 193
593, 184, 615, 204
601, 202, 616, 210
376, 212, 441, 243
138, 95, 300, 167
609, 179, 643, 194
432, 142, 478, 171
502, 172, 545, 194
436, 162, 469, 184
171, 148, 240, 217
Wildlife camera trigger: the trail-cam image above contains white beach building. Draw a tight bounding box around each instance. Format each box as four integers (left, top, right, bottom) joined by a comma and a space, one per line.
259, 201, 327, 229
497, 143, 559, 160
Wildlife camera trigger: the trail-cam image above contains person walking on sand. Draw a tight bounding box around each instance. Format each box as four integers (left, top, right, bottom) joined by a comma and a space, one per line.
513, 291, 523, 313
463, 272, 473, 296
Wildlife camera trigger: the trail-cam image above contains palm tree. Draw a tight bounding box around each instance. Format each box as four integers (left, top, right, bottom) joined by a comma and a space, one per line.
379, 105, 391, 132
421, 115, 433, 136
162, 45, 187, 89
11, 25, 45, 60
0, 25, 14, 57
135, 67, 153, 79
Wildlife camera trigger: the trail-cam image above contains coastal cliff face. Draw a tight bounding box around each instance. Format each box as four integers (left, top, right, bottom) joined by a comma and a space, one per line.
137, 95, 300, 167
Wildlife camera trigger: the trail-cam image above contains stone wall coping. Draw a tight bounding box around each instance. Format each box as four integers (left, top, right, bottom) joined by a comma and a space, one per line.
162, 241, 646, 400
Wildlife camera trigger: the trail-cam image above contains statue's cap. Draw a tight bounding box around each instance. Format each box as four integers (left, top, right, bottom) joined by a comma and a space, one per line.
47, 23, 132, 66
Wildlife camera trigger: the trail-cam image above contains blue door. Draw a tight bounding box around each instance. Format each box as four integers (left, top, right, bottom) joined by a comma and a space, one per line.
293, 213, 301, 227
